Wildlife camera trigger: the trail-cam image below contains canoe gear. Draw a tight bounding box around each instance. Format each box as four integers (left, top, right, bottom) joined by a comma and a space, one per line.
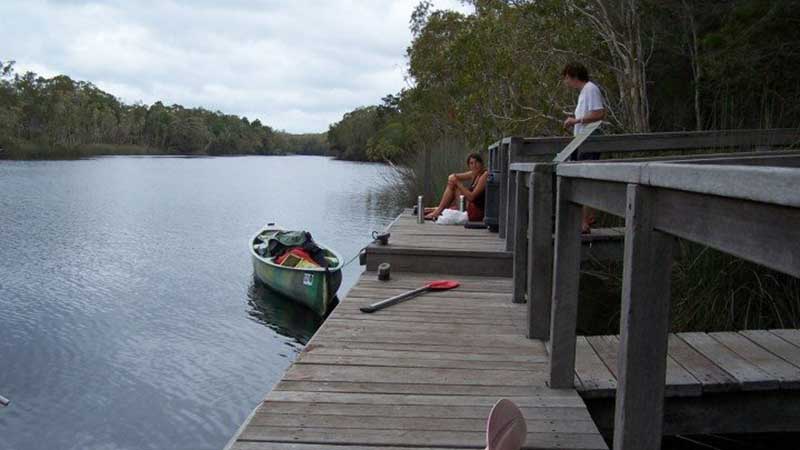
266, 230, 329, 268
276, 248, 320, 268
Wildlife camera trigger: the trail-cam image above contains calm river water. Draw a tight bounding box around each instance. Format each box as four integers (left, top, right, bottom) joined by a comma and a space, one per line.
0, 155, 401, 450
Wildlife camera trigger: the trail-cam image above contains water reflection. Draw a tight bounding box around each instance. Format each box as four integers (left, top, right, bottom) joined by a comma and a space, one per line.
246, 277, 334, 345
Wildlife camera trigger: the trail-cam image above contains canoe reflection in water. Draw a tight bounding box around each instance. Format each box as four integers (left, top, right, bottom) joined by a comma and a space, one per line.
246, 277, 338, 345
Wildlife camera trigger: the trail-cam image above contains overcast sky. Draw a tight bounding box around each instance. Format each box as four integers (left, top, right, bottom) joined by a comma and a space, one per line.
1, 0, 470, 133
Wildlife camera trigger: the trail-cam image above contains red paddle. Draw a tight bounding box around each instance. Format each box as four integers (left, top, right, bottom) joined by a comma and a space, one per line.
360, 280, 460, 313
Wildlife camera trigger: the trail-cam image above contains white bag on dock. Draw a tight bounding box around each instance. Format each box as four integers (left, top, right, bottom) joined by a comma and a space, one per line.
435, 209, 468, 225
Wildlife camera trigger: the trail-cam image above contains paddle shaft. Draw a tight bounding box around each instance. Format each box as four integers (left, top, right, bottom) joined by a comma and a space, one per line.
360, 286, 430, 313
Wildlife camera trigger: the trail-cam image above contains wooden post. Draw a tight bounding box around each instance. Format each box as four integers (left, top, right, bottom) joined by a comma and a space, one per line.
503, 138, 523, 245
511, 171, 529, 303
505, 168, 518, 251
527, 164, 555, 339
498, 142, 509, 239
548, 177, 582, 388
613, 184, 674, 450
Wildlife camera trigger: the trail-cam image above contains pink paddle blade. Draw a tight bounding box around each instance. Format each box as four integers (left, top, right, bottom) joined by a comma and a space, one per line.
426, 280, 460, 290
485, 398, 527, 450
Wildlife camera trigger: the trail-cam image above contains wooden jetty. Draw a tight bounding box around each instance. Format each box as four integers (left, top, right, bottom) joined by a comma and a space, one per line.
227, 269, 608, 450
228, 128, 800, 450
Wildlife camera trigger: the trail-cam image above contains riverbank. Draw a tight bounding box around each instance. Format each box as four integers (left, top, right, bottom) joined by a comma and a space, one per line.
0, 142, 299, 160
0, 142, 182, 160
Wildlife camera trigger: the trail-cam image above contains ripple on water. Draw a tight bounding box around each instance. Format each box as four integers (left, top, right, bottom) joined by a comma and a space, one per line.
0, 156, 400, 450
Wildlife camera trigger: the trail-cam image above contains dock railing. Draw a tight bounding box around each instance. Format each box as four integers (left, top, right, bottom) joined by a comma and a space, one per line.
543, 158, 800, 450
490, 128, 800, 250
490, 128, 800, 325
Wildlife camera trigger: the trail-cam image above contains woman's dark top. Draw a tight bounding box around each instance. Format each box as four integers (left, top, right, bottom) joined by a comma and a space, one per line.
466, 171, 486, 221
469, 172, 486, 210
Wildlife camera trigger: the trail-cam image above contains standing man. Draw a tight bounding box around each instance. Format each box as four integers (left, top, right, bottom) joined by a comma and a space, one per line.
562, 62, 606, 135
562, 62, 605, 233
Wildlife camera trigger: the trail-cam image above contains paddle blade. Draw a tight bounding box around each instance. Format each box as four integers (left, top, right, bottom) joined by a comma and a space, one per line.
426, 280, 460, 290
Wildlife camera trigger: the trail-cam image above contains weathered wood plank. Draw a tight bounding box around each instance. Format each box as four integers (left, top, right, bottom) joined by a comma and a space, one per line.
549, 177, 583, 388
314, 329, 538, 348
574, 336, 616, 398
248, 413, 599, 433
499, 141, 509, 239
265, 391, 587, 407
527, 164, 555, 339
679, 332, 778, 390
770, 329, 800, 348
613, 184, 674, 450
505, 164, 518, 251
238, 426, 608, 449
740, 329, 800, 371
261, 401, 595, 420
273, 380, 551, 397
709, 331, 800, 389
525, 128, 800, 158
652, 188, 800, 278
585, 335, 701, 398
302, 343, 546, 362
282, 364, 547, 386
295, 353, 543, 371
232, 443, 463, 450
667, 334, 737, 392
321, 318, 522, 335
316, 340, 544, 356
512, 170, 529, 303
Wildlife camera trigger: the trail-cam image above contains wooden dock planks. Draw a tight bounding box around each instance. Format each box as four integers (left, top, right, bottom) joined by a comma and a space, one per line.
228, 271, 608, 450
574, 331, 800, 398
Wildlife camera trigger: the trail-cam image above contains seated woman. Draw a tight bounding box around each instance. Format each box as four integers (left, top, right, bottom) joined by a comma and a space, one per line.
424, 153, 488, 222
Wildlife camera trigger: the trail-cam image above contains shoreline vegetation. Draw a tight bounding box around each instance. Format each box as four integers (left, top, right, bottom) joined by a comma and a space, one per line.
0, 60, 329, 161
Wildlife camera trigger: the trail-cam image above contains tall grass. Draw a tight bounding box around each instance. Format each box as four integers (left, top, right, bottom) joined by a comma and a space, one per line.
578, 241, 800, 335
382, 135, 479, 207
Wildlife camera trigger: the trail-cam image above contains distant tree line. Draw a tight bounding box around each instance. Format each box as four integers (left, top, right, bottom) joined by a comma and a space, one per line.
328, 0, 800, 163
0, 60, 329, 158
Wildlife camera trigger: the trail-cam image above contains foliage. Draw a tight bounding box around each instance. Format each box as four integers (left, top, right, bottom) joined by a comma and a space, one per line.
0, 60, 330, 158
328, 0, 800, 165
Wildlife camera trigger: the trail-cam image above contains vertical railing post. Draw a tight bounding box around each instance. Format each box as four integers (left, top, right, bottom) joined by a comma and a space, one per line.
613, 184, 674, 450
548, 176, 582, 388
506, 168, 518, 251
504, 138, 523, 247
527, 163, 554, 339
511, 170, 529, 303
498, 142, 509, 240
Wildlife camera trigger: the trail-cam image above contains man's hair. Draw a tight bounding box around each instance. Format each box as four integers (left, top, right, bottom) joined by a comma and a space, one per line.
562, 62, 589, 82
466, 152, 484, 166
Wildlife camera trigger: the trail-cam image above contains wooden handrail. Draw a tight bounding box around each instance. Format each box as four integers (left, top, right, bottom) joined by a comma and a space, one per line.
543, 159, 800, 450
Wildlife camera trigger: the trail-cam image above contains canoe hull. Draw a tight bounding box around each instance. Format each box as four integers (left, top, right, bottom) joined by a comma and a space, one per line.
250, 226, 343, 316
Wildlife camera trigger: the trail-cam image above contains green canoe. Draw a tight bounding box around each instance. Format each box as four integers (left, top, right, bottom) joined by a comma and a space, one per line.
250, 224, 343, 316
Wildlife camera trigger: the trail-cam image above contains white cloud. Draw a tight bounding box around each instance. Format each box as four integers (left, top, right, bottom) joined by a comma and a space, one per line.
1, 0, 471, 132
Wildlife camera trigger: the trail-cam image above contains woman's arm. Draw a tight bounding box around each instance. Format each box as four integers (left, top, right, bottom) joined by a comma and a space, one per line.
448, 170, 474, 185
455, 172, 488, 201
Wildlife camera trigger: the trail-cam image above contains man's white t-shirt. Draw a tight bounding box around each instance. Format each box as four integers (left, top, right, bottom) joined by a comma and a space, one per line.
574, 81, 604, 136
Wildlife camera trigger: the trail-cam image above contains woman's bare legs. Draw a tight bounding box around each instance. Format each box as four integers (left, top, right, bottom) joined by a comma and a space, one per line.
424, 181, 458, 220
